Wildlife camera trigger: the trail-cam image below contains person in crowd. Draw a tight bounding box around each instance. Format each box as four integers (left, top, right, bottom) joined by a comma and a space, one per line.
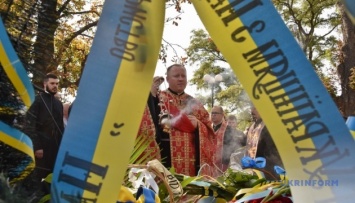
227, 114, 237, 129
137, 64, 217, 177
24, 73, 64, 184
211, 106, 242, 172
54, 92, 70, 127
244, 106, 284, 179
227, 114, 247, 146
62, 102, 70, 127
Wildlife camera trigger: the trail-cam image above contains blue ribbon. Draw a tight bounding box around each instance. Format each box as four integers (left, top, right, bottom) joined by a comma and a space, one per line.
241, 156, 266, 169
274, 165, 286, 175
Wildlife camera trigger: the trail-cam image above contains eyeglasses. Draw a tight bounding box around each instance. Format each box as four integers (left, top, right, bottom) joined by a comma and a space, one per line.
211, 112, 222, 115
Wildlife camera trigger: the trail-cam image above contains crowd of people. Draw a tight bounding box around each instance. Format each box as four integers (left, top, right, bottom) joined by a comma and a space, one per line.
6, 64, 283, 198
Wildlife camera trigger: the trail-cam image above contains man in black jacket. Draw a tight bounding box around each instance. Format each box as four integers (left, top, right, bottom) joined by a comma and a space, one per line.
25, 73, 64, 184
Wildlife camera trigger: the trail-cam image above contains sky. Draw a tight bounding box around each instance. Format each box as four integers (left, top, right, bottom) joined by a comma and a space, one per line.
153, 4, 206, 96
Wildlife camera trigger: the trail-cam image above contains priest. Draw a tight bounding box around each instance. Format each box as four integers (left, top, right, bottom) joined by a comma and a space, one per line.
137, 64, 217, 177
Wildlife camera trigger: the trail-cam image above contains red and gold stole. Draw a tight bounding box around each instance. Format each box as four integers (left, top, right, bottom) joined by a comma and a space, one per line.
213, 120, 228, 172
246, 121, 265, 159
159, 90, 217, 177
136, 106, 161, 163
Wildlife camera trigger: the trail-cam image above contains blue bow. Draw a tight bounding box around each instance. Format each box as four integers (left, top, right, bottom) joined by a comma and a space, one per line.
274, 165, 286, 175
241, 156, 266, 169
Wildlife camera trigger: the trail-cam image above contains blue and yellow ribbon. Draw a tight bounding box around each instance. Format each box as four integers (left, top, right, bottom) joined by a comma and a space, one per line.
0, 121, 34, 184
0, 17, 35, 184
0, 18, 35, 108
192, 0, 355, 202
345, 116, 355, 139
51, 0, 165, 202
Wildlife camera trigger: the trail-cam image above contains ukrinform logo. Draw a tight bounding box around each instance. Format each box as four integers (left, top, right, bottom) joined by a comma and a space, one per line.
276, 179, 339, 188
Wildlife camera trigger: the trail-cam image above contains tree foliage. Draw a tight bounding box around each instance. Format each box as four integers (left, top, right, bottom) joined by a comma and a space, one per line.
1, 0, 102, 91
186, 29, 252, 130
273, 0, 340, 71
184, 0, 355, 126
272, 0, 355, 115
0, 0, 193, 93
186, 1, 355, 115
272, 0, 345, 104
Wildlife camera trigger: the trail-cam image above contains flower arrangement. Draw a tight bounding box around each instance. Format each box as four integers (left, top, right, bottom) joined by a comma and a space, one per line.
1, 132, 292, 203
124, 158, 292, 203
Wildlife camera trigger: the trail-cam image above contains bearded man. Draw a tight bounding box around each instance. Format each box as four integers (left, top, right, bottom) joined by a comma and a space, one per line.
25, 73, 64, 183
